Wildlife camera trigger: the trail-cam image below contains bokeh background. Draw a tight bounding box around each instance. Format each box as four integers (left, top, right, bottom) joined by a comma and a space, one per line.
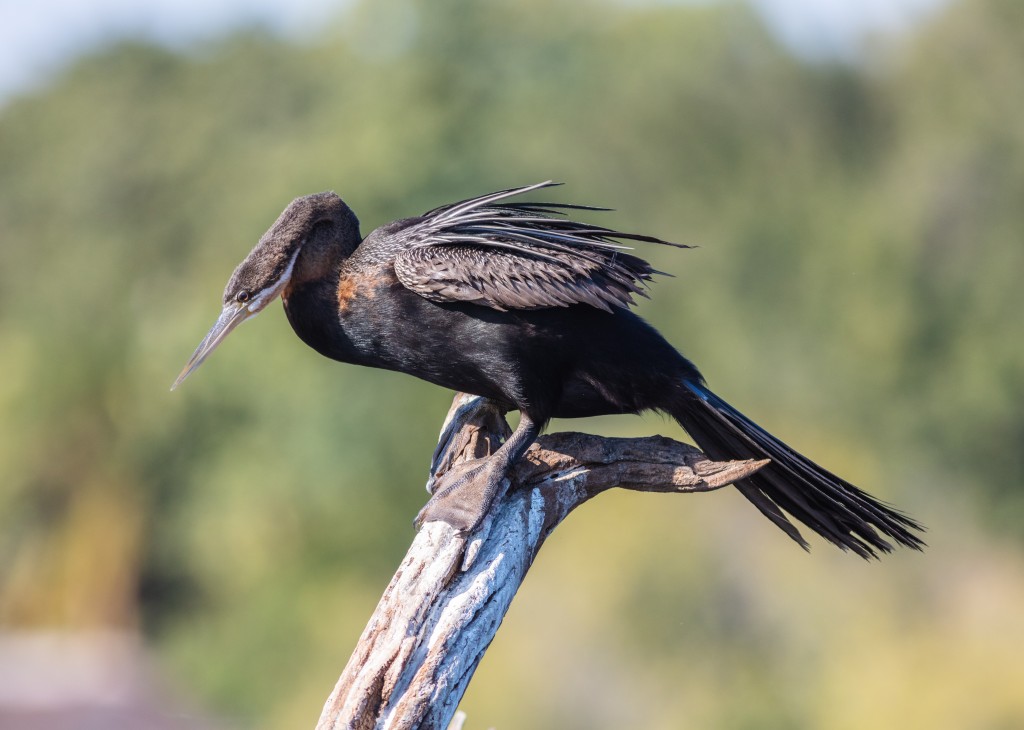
1, 0, 1022, 727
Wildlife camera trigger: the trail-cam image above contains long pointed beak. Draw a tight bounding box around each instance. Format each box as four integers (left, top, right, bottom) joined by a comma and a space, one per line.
171, 303, 252, 390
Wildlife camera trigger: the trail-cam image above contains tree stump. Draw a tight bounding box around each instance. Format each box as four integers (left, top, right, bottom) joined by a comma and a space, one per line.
316, 393, 767, 730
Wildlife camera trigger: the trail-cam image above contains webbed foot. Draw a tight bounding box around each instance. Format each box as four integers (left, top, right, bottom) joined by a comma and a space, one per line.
415, 457, 510, 533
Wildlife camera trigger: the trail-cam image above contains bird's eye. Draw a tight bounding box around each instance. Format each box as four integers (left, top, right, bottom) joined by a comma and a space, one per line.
236, 291, 250, 303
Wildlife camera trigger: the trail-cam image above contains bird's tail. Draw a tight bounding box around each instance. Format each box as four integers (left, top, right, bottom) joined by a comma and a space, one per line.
671, 379, 924, 558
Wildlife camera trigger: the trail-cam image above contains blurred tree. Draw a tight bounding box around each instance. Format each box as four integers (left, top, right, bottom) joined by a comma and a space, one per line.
1, 0, 1022, 727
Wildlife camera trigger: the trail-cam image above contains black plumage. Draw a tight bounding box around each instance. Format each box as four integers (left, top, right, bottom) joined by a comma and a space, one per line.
174, 182, 924, 558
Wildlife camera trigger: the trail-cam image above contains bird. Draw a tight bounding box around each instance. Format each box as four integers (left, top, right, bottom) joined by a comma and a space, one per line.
173, 182, 924, 558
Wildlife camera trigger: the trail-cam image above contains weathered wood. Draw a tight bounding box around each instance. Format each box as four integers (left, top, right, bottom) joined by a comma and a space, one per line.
316, 394, 767, 730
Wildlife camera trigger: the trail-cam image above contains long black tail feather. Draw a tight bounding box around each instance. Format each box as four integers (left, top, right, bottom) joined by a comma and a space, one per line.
673, 380, 925, 559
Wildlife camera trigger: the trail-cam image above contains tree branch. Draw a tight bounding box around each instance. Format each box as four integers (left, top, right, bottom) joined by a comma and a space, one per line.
316, 393, 767, 730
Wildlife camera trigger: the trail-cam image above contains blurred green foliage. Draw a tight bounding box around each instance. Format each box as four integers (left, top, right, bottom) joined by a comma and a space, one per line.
1, 0, 1023, 727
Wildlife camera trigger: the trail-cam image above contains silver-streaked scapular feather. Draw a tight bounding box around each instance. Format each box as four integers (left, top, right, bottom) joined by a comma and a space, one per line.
385, 182, 690, 312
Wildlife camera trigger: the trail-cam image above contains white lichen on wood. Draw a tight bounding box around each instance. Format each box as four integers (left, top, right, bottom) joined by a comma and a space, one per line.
316, 394, 767, 730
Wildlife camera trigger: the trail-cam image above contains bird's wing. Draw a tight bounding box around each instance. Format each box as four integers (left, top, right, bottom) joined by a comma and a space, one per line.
386, 182, 688, 312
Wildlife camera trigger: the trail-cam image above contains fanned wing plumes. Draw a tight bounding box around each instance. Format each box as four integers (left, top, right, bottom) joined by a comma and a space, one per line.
390, 182, 689, 312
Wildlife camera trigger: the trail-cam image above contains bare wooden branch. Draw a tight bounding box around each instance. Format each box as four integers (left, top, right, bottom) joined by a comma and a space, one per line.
316, 394, 767, 730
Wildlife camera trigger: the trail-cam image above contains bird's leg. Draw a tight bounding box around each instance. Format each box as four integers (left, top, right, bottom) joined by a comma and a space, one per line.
416, 413, 541, 533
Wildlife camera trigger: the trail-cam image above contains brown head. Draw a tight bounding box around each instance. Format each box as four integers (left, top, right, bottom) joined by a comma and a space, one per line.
172, 192, 360, 389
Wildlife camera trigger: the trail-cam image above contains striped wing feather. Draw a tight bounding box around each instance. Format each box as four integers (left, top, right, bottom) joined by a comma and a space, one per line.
391, 182, 687, 312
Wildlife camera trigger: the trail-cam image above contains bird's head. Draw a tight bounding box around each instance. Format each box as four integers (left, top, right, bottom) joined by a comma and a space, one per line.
172, 191, 359, 390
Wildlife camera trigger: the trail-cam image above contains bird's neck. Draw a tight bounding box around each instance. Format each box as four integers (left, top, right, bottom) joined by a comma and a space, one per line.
282, 277, 357, 364
281, 214, 364, 363
290, 234, 357, 292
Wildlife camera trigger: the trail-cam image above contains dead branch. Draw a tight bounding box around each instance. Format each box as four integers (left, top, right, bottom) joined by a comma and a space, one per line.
316, 393, 766, 730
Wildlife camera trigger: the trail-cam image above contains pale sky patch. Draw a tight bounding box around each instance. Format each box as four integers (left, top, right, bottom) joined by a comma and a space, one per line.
0, 0, 949, 105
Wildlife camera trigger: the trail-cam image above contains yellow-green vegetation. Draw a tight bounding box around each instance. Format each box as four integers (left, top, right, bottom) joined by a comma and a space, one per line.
1, 0, 1023, 727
